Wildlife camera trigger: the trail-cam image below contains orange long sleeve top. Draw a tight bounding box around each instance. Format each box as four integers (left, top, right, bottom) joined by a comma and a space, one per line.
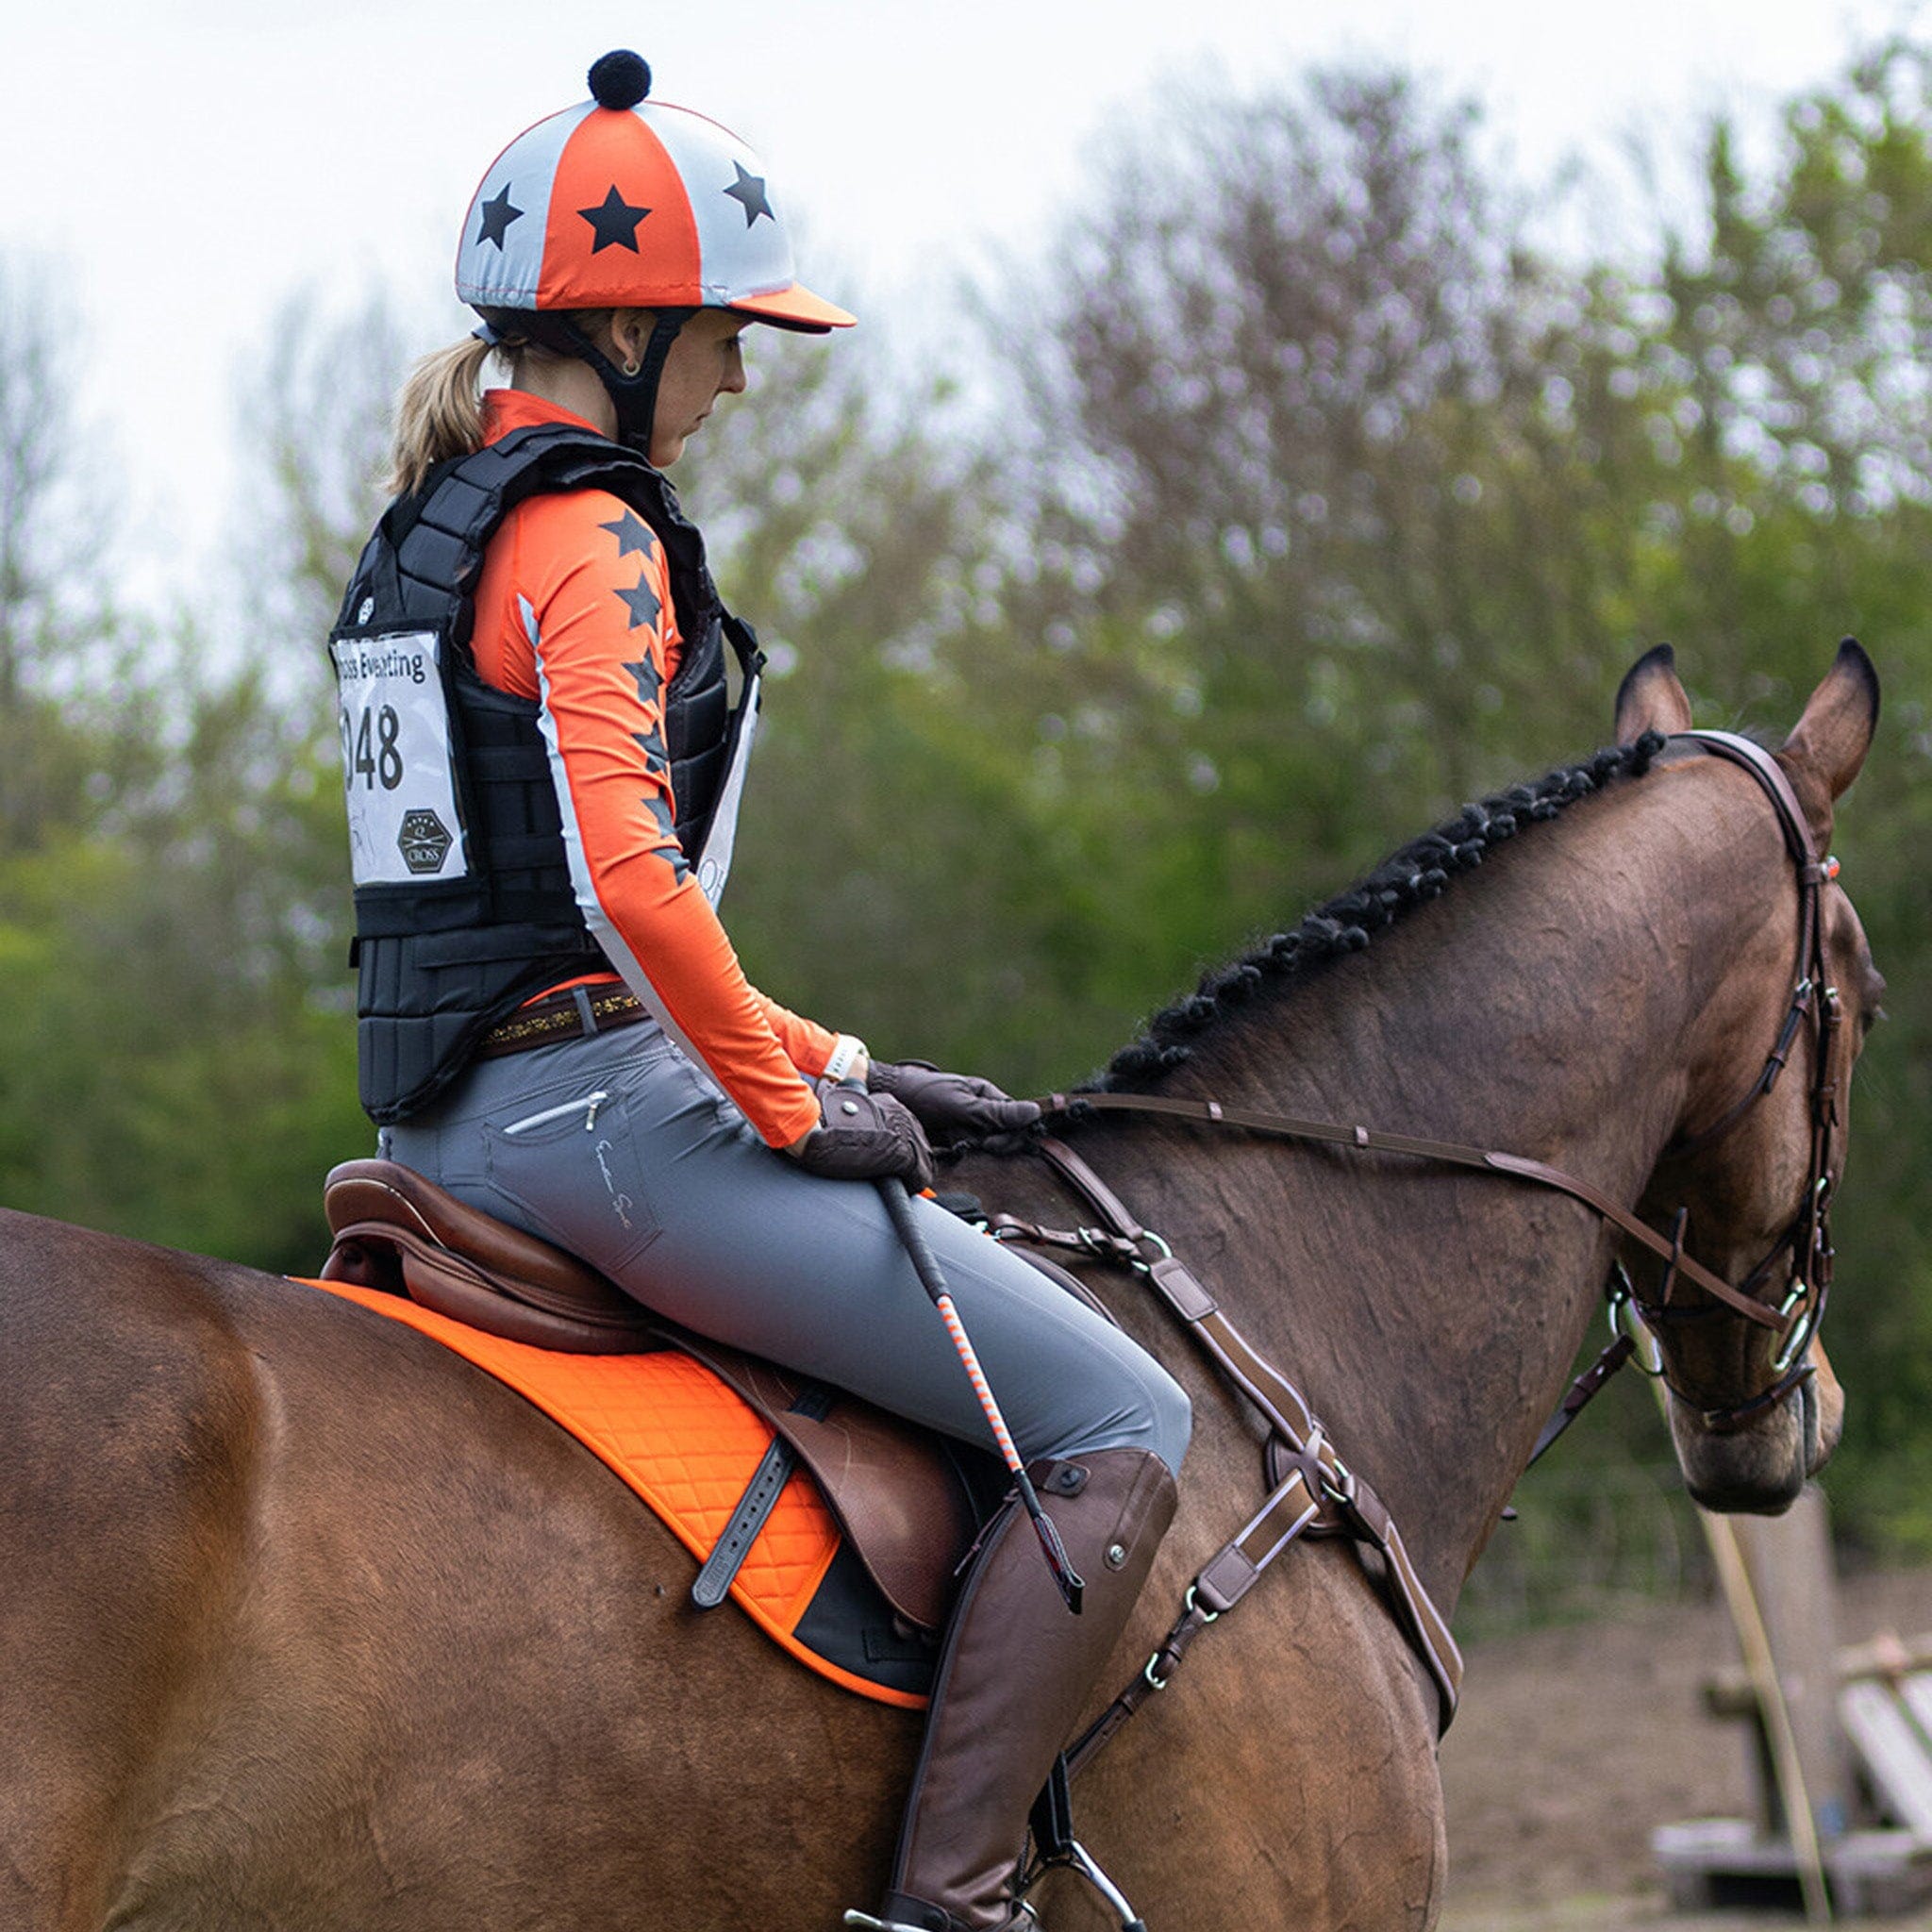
467, 390, 832, 1146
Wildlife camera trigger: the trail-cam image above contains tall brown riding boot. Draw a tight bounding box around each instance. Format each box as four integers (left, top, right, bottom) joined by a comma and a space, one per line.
850, 1445, 1177, 1932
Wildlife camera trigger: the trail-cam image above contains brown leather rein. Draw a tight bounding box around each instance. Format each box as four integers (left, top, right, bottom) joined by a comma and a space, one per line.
1001, 729, 1844, 1763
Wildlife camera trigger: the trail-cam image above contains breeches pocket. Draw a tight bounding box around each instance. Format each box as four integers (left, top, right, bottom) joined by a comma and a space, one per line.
483, 1080, 660, 1274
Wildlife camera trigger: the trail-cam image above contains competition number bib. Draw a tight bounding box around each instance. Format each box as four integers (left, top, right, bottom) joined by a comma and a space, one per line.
330, 631, 469, 886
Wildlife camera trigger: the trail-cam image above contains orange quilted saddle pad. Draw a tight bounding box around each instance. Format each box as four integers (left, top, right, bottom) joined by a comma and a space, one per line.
296, 1276, 927, 1708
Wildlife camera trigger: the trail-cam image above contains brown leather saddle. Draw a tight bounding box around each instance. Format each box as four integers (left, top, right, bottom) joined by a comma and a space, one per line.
319, 1158, 981, 1634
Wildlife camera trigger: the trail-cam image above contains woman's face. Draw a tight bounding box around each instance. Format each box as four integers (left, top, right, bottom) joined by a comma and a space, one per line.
645, 309, 749, 466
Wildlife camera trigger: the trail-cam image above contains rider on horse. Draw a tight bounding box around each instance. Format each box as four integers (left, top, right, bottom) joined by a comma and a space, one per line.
327, 51, 1189, 1932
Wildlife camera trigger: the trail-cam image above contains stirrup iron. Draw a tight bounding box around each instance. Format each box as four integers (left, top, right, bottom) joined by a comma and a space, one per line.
1018, 1753, 1146, 1931
1023, 1840, 1144, 1931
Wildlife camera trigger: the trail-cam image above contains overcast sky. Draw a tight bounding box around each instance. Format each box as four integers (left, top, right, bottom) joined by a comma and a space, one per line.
0, 0, 1916, 602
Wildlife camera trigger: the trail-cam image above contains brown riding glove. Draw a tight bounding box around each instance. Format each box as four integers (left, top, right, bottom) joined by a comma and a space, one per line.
791, 1081, 937, 1191
867, 1059, 1042, 1146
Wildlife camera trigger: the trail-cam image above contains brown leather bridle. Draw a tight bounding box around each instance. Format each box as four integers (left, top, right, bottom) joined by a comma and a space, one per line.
1620, 729, 1844, 1427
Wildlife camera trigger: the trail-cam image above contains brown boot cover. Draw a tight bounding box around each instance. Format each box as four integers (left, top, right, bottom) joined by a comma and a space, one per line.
876, 1446, 1178, 1932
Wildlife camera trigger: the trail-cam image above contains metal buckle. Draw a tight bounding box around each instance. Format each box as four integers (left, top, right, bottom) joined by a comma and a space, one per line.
1075, 1226, 1139, 1266
1142, 1587, 1217, 1690
1321, 1455, 1358, 1509
1183, 1583, 1219, 1622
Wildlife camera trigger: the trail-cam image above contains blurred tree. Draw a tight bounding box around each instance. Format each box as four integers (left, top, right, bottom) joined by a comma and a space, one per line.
239, 289, 414, 688
0, 277, 381, 1273
977, 69, 1662, 1062
0, 262, 154, 854
0, 634, 365, 1272
680, 319, 1085, 1078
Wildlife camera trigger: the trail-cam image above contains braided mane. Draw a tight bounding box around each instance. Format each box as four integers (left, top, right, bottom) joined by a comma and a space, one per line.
1096, 730, 1669, 1091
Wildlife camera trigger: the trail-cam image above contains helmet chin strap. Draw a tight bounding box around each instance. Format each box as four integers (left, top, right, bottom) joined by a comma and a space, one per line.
477, 306, 694, 462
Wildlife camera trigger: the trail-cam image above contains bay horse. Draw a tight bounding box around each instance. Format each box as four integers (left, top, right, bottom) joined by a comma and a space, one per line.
0, 644, 1883, 1931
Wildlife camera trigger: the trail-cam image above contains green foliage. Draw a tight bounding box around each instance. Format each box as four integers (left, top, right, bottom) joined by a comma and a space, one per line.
0, 629, 366, 1274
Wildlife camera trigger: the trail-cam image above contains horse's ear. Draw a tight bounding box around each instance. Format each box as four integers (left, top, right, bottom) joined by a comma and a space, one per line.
1614, 643, 1693, 742
1780, 638, 1881, 844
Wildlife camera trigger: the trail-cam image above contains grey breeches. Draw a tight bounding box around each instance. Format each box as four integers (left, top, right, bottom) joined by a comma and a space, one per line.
383, 1022, 1191, 1477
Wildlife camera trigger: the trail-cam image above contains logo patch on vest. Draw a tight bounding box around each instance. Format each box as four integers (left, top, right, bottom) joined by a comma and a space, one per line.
398, 809, 455, 875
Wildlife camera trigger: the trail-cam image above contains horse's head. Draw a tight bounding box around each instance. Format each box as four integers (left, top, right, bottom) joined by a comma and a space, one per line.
1613, 641, 1883, 1514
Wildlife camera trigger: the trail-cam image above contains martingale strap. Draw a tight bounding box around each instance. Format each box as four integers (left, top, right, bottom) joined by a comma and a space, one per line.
1007, 1136, 1464, 1755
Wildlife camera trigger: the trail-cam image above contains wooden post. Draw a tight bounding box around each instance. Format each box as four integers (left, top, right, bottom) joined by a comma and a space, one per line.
1659, 1486, 1932, 1916
1727, 1488, 1852, 1841
1700, 1485, 1844, 1923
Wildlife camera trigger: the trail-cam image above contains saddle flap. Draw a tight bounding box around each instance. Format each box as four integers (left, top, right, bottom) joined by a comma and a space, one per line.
676, 1339, 977, 1633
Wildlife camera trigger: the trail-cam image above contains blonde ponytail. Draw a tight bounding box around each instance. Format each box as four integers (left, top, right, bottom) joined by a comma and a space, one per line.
387, 335, 499, 496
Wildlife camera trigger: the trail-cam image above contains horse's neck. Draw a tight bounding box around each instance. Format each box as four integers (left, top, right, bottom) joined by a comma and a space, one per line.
1050, 787, 1742, 1612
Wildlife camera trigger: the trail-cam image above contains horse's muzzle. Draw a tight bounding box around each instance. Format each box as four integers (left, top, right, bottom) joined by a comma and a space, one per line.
1671, 1358, 1840, 1516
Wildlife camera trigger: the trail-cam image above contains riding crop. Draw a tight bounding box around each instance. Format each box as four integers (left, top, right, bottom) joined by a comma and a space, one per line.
875, 1178, 1084, 1613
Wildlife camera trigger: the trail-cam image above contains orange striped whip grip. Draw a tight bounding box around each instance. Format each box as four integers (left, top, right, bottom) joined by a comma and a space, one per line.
875, 1178, 1083, 1612
935, 1291, 1020, 1467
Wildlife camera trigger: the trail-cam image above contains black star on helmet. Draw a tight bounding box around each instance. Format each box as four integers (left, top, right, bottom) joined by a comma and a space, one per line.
599, 509, 657, 559
578, 184, 651, 253
723, 161, 774, 226
475, 184, 524, 250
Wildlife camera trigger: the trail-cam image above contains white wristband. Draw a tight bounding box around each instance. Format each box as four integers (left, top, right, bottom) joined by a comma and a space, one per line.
823, 1034, 868, 1085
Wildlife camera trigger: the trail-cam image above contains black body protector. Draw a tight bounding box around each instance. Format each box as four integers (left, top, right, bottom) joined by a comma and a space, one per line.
328, 423, 763, 1124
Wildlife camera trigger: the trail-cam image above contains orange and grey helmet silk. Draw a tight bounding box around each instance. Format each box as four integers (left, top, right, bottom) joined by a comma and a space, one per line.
456, 53, 853, 333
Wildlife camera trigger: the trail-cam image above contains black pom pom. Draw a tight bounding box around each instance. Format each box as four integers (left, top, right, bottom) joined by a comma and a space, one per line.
589, 50, 651, 110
